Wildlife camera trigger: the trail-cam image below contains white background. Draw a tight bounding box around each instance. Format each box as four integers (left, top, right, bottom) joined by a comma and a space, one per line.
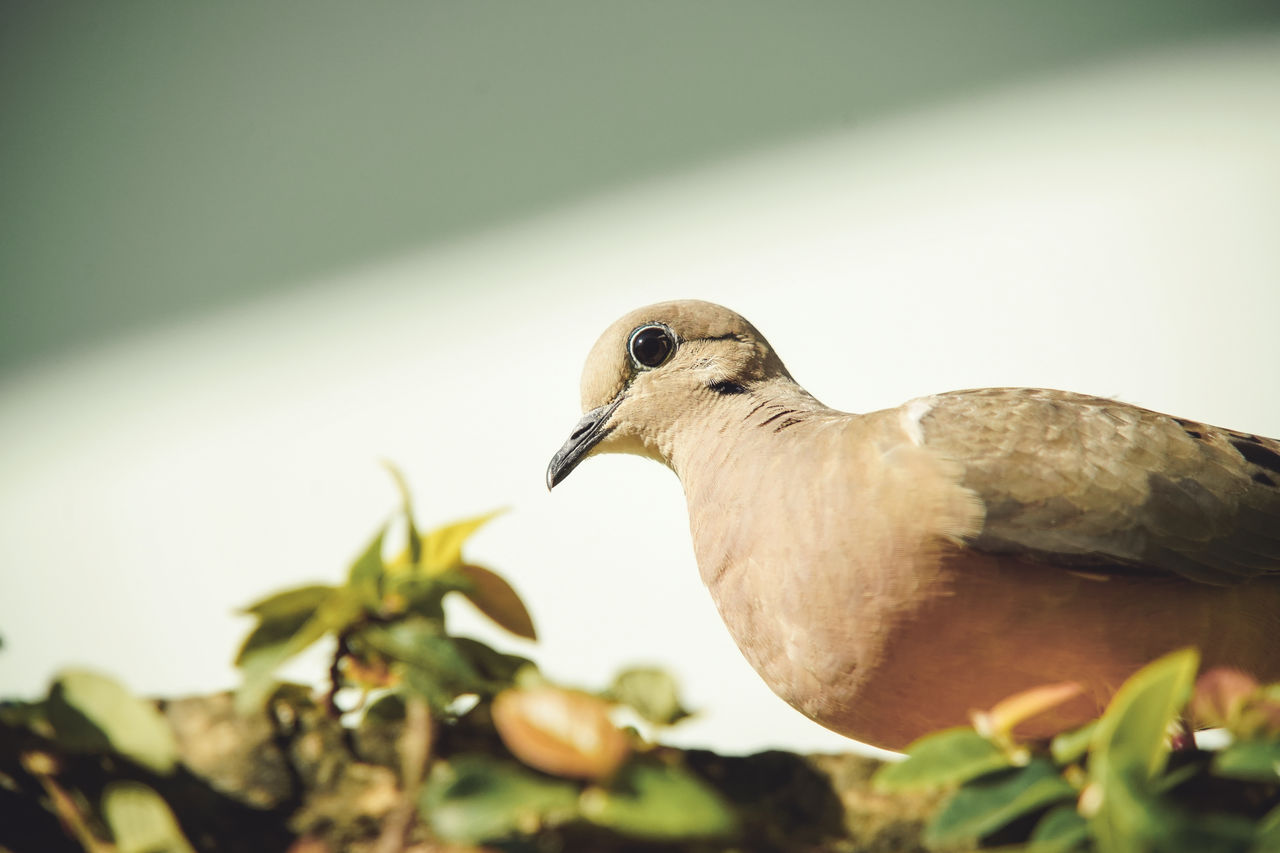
2, 35, 1278, 758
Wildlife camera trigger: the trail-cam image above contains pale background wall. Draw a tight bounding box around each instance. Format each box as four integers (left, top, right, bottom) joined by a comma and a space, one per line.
3, 4, 1279, 757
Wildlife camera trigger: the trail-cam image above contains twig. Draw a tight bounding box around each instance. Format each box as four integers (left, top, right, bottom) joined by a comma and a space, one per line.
371, 696, 436, 853
21, 752, 116, 853
325, 631, 353, 716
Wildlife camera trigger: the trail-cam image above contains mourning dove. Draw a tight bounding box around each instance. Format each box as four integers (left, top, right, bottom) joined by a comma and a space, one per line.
546, 300, 1280, 750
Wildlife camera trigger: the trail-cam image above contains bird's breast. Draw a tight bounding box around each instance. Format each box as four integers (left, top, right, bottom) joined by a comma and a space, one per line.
677, 413, 968, 724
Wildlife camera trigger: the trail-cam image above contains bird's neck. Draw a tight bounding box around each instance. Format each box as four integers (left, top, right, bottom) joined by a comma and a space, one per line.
666, 379, 840, 487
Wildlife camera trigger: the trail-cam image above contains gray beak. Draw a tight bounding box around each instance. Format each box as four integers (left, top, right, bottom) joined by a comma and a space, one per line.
546, 399, 622, 490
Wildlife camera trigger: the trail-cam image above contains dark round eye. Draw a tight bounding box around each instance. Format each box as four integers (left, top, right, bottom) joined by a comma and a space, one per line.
628, 324, 676, 369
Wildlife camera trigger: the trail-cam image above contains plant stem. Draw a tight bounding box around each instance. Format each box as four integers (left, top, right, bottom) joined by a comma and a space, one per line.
371, 696, 435, 853
325, 631, 352, 716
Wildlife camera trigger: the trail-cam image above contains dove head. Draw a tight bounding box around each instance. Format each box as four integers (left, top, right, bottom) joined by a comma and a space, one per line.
547, 300, 794, 489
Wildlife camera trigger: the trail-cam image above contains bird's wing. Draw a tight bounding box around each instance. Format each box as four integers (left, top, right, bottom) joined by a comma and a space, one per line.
916, 388, 1280, 584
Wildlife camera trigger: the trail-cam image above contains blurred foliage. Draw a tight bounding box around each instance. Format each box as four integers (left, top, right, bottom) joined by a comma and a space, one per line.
875, 649, 1280, 851
3, 469, 1276, 850
225, 466, 739, 846
2, 669, 200, 852
0, 468, 779, 851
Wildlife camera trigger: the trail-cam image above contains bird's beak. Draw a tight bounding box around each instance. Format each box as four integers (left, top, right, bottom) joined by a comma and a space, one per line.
546, 398, 622, 490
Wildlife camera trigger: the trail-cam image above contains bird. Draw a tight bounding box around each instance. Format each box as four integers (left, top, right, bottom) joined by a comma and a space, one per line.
545, 300, 1280, 750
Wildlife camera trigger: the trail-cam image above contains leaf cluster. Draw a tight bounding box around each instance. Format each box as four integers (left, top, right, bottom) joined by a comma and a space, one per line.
0, 669, 195, 853
0, 469, 736, 851
228, 466, 735, 847
233, 467, 534, 717
874, 649, 1280, 851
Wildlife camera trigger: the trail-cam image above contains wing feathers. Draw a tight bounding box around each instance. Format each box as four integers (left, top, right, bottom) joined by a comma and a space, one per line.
918, 388, 1280, 585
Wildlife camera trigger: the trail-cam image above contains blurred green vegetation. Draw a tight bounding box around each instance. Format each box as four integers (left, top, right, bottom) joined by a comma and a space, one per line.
0, 470, 866, 850
3, 469, 1278, 850
876, 650, 1280, 851
4, 2, 1279, 372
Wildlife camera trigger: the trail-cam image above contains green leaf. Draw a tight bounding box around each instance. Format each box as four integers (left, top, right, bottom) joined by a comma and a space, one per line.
1259, 803, 1280, 850
48, 670, 179, 774
236, 586, 364, 713
387, 574, 452, 622
382, 461, 422, 564
1029, 804, 1089, 852
359, 620, 479, 682
1085, 770, 1155, 853
1158, 812, 1255, 853
241, 583, 337, 619
0, 698, 47, 731
1211, 739, 1280, 782
873, 727, 1012, 792
102, 781, 197, 853
359, 619, 487, 711
457, 563, 537, 641
420, 755, 579, 844
1050, 720, 1098, 767
1091, 785, 1256, 853
606, 667, 692, 726
1086, 649, 1200, 853
1151, 759, 1201, 796
346, 527, 387, 610
924, 758, 1076, 847
362, 691, 406, 725
420, 509, 505, 573
234, 584, 337, 666
580, 759, 738, 841
1090, 648, 1199, 784
452, 637, 536, 691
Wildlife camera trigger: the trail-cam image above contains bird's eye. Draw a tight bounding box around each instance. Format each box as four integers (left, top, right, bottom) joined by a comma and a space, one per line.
628, 324, 676, 369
